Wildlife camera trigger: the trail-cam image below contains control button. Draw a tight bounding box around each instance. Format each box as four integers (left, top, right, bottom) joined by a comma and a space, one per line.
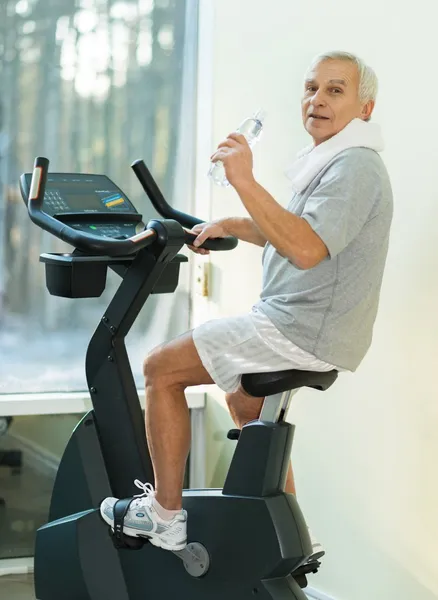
89, 225, 97, 230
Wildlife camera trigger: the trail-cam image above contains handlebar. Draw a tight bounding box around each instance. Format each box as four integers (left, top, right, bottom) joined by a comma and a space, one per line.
26, 156, 238, 255
131, 159, 238, 252
27, 157, 157, 256
182, 230, 235, 251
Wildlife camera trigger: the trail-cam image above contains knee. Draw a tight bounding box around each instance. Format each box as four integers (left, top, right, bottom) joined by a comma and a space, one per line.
143, 344, 188, 392
143, 346, 165, 387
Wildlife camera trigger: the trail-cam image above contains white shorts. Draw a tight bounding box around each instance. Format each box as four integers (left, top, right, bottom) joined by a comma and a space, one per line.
192, 307, 338, 394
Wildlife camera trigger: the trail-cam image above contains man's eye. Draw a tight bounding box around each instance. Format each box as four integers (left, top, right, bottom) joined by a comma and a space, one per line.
306, 86, 317, 92
331, 88, 342, 93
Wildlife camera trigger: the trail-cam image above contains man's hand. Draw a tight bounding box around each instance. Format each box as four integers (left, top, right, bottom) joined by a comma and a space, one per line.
211, 133, 255, 188
188, 219, 230, 255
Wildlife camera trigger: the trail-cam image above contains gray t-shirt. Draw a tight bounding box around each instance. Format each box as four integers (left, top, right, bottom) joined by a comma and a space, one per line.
254, 147, 393, 371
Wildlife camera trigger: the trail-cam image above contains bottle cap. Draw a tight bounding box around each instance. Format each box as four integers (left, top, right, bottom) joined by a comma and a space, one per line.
253, 108, 267, 123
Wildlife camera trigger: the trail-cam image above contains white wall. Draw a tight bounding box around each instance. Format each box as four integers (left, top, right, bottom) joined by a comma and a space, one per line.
193, 1, 438, 599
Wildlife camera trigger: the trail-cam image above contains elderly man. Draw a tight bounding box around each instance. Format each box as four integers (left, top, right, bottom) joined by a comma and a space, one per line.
100, 50, 393, 559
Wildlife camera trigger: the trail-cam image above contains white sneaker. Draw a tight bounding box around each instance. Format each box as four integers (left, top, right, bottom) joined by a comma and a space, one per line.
100, 480, 187, 551
306, 529, 325, 563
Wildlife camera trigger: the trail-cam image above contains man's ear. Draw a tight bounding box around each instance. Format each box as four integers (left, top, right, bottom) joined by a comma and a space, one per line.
361, 100, 375, 121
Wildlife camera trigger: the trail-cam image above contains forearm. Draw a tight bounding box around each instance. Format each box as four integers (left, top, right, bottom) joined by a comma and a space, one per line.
233, 180, 326, 269
222, 217, 267, 247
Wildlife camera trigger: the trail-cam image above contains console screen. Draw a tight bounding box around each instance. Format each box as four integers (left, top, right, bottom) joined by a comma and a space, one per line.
24, 173, 137, 214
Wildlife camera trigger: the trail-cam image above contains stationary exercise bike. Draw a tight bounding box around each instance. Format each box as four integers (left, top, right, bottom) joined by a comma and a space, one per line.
21, 157, 337, 600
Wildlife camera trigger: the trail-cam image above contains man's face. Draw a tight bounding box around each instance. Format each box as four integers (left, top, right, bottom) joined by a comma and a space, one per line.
301, 59, 374, 145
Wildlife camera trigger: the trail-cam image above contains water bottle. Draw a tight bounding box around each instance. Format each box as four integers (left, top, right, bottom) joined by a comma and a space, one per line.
208, 108, 266, 187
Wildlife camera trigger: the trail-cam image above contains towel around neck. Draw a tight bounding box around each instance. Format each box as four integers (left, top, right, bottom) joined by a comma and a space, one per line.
286, 117, 385, 194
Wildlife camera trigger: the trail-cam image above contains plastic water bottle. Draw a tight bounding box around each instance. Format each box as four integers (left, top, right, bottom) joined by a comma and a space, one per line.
208, 108, 266, 187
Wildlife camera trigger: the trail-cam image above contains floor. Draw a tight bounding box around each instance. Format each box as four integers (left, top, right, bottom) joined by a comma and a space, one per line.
0, 431, 54, 600
0, 574, 35, 600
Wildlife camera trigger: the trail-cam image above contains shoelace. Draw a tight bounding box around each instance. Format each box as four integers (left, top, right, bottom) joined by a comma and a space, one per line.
131, 479, 156, 509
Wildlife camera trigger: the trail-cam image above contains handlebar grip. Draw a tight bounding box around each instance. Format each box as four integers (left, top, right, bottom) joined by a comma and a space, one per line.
29, 157, 49, 208
184, 231, 238, 251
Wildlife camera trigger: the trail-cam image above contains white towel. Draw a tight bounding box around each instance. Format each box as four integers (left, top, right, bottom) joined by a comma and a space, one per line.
285, 118, 385, 194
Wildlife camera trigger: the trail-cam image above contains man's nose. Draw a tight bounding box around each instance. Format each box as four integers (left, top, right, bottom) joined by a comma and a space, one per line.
310, 89, 326, 105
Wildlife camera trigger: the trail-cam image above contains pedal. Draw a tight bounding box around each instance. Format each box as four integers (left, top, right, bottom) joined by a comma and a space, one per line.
293, 573, 308, 589
292, 559, 321, 586
108, 526, 146, 550
227, 429, 240, 440
292, 559, 321, 588
109, 497, 147, 551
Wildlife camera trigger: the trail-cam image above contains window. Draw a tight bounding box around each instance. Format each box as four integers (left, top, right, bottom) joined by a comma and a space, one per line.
0, 0, 199, 393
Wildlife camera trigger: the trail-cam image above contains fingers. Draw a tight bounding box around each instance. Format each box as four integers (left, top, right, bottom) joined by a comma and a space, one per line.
211, 149, 229, 163
189, 221, 224, 250
187, 223, 210, 248
188, 245, 210, 255
210, 132, 247, 159
216, 137, 239, 150
193, 228, 210, 247
227, 132, 247, 145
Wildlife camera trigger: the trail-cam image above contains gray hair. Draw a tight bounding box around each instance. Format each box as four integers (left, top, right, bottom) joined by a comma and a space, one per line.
309, 50, 378, 104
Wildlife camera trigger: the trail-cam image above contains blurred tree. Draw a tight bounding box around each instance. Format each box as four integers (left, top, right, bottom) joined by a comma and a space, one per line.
0, 0, 197, 393
1, 0, 193, 320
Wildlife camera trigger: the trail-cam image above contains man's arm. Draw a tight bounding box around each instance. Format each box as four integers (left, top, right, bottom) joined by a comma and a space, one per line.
191, 216, 266, 251
211, 132, 328, 269
234, 180, 328, 269
222, 217, 267, 247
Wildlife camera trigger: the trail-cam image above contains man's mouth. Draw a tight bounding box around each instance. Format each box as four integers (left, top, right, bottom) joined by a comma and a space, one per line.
309, 114, 329, 120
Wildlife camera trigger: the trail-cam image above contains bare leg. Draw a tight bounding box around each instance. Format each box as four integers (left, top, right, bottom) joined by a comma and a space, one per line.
226, 386, 296, 495
285, 464, 296, 496
143, 331, 213, 510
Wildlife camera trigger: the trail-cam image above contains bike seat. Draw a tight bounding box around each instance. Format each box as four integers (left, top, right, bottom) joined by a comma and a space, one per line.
241, 369, 338, 397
